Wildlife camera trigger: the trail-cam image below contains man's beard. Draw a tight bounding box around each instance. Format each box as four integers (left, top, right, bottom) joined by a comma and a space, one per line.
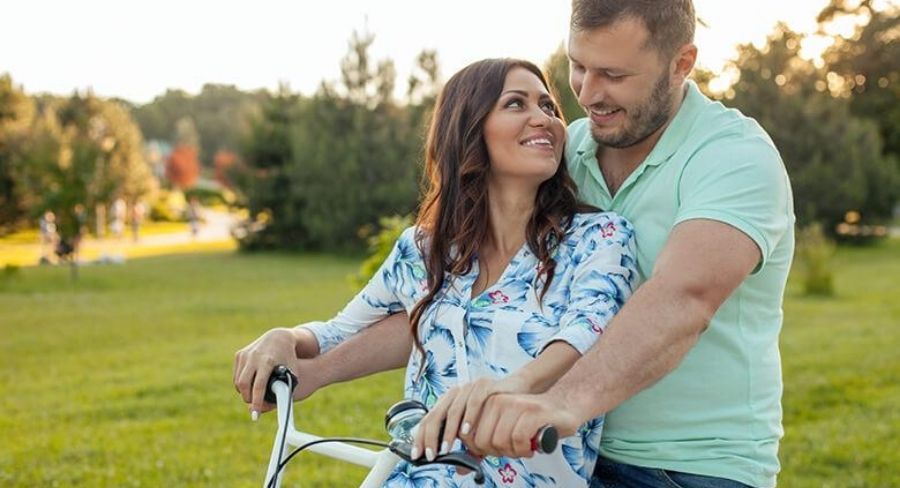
590, 72, 674, 149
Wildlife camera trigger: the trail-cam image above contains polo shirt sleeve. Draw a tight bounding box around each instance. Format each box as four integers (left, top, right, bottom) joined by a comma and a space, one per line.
303, 228, 414, 353
544, 214, 639, 355
674, 131, 793, 272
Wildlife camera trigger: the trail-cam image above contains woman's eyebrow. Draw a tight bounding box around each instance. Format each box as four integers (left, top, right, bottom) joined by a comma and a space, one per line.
500, 89, 551, 97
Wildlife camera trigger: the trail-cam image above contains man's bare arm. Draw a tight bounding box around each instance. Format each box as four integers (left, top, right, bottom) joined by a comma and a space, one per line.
554, 219, 760, 420
467, 219, 761, 456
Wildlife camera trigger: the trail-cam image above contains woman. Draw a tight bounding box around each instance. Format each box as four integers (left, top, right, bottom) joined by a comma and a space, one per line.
236, 58, 638, 486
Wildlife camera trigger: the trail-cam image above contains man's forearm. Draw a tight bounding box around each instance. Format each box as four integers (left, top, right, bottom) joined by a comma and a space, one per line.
517, 341, 581, 393
550, 276, 711, 422
315, 312, 413, 386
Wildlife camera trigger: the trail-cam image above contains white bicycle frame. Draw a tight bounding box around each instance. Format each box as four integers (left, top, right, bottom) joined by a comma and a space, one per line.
264, 378, 403, 488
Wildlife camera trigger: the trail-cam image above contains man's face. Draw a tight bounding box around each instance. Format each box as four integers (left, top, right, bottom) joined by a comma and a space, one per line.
568, 18, 677, 149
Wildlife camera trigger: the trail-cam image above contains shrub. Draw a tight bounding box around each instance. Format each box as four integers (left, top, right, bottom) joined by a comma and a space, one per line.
796, 223, 836, 296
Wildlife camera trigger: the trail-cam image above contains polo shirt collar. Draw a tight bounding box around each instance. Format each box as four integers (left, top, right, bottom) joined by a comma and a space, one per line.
643, 80, 707, 167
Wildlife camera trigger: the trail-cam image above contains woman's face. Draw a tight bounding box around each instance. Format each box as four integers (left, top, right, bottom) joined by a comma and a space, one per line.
482, 67, 566, 185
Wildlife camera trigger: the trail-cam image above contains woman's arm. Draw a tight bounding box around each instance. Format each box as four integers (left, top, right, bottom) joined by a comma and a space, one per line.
234, 229, 417, 416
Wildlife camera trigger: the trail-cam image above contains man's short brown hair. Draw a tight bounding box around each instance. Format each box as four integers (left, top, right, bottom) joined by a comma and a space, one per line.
571, 0, 696, 58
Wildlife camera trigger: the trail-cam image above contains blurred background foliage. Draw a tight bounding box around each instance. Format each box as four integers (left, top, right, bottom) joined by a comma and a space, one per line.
0, 0, 897, 254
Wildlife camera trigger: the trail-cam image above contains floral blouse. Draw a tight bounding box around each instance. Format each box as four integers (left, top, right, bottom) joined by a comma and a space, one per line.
307, 212, 638, 487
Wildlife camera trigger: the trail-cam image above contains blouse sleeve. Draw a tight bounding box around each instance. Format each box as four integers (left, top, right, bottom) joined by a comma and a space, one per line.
543, 214, 639, 355
303, 227, 420, 354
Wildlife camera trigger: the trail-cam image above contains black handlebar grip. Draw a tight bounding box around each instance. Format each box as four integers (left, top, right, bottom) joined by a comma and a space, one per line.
530, 425, 559, 454
264, 365, 298, 404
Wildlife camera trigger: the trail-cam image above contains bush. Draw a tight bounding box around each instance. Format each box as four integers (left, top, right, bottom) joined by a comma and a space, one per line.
184, 181, 235, 207
149, 190, 187, 222
796, 223, 836, 296
351, 214, 413, 289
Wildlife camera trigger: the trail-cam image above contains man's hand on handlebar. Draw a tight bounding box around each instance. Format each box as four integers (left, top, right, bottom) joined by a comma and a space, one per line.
463, 392, 578, 459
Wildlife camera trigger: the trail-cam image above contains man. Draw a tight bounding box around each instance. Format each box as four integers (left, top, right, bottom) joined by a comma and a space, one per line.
447, 2, 794, 486
234, 1, 794, 486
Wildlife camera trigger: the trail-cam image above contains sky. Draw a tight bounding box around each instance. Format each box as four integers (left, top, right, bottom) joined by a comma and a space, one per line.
0, 0, 881, 104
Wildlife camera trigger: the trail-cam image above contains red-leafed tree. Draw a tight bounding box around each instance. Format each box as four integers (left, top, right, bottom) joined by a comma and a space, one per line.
213, 149, 238, 188
165, 144, 200, 189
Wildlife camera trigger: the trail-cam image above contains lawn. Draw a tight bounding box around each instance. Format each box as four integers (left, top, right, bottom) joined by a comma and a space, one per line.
0, 240, 897, 487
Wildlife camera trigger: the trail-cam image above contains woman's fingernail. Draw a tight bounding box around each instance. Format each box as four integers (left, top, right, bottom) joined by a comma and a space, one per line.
425, 447, 435, 461
410, 446, 420, 459
251, 410, 259, 422
440, 441, 449, 454
461, 422, 471, 435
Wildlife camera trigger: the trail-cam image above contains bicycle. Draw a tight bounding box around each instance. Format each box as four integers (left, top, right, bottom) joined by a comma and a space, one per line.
259, 365, 559, 488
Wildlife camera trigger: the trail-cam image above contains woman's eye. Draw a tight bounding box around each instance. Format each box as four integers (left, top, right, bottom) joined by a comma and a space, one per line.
540, 101, 558, 114
505, 99, 524, 109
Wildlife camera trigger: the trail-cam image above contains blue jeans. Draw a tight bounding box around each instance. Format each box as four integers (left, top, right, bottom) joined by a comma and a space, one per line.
591, 457, 754, 488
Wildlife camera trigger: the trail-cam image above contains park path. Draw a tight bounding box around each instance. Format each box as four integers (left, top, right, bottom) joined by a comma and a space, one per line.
1, 209, 239, 268
131, 208, 236, 246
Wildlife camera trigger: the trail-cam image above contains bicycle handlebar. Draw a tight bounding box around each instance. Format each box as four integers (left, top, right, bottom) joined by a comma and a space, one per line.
263, 365, 558, 486
265, 365, 297, 404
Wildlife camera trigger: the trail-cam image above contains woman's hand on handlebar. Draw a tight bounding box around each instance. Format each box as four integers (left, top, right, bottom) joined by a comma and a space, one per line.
233, 327, 322, 417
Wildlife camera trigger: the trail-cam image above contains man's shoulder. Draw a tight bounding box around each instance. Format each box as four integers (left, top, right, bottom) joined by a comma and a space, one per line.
689, 98, 776, 154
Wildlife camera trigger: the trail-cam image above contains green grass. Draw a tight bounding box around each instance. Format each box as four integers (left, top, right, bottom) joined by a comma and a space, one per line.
1, 240, 897, 487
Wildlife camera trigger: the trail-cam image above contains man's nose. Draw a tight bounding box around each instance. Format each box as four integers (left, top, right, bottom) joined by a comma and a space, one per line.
577, 72, 605, 108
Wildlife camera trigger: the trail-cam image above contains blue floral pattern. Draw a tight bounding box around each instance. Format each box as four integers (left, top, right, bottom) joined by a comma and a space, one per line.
307, 212, 638, 487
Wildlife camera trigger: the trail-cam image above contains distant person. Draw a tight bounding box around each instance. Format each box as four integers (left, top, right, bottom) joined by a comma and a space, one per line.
57, 204, 87, 264
234, 58, 639, 486
38, 210, 57, 265
110, 197, 127, 240
187, 197, 201, 238
131, 200, 146, 242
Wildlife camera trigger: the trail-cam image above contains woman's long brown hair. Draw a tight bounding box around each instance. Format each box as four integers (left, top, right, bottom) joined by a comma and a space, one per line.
409, 58, 587, 361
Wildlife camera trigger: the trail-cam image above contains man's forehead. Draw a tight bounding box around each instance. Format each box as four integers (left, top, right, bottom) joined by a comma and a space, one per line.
567, 20, 657, 68
568, 17, 652, 54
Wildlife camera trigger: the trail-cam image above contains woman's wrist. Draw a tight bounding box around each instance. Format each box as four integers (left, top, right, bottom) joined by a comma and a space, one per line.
505, 369, 542, 394
292, 326, 321, 359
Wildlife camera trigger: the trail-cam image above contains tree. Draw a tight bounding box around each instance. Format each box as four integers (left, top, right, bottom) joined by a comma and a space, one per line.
213, 149, 239, 188
236, 31, 432, 251
165, 144, 201, 190
237, 85, 305, 249
817, 0, 900, 220
13, 93, 155, 244
0, 74, 35, 233
131, 85, 263, 168
726, 23, 898, 229
544, 44, 584, 124
818, 1, 900, 152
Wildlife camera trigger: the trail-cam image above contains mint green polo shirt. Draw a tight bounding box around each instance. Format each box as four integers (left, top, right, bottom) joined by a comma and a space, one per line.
566, 81, 795, 487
